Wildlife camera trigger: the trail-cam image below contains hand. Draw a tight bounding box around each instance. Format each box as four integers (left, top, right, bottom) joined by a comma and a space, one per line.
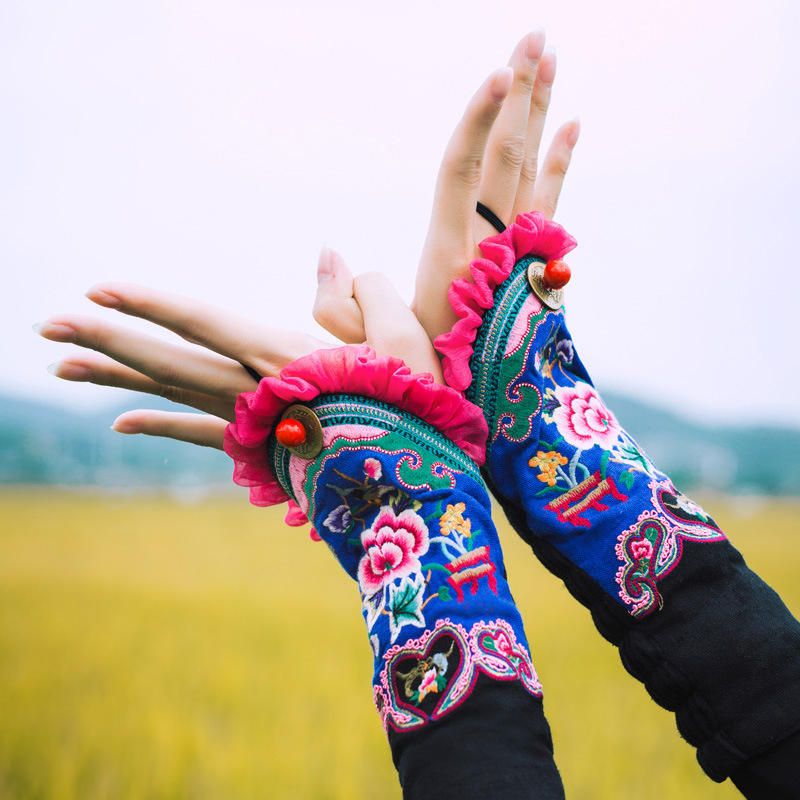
313, 30, 579, 345
37, 277, 439, 448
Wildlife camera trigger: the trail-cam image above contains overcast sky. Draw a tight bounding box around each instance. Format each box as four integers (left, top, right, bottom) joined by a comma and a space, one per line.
2, 0, 798, 426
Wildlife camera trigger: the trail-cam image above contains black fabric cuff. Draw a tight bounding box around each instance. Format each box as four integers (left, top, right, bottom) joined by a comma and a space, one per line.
389, 674, 564, 800
494, 489, 800, 785
731, 727, 800, 799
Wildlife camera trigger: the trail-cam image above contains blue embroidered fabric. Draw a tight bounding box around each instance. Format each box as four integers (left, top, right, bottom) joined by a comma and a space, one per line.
467, 255, 726, 618
450, 227, 800, 785
269, 394, 542, 732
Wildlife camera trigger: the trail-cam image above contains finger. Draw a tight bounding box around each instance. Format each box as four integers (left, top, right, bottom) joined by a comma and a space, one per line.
85, 282, 323, 376
312, 247, 366, 343
353, 272, 443, 382
477, 31, 547, 236
414, 68, 512, 341
112, 410, 227, 449
49, 353, 235, 420
36, 315, 256, 400
513, 49, 558, 217
426, 66, 513, 249
530, 119, 580, 219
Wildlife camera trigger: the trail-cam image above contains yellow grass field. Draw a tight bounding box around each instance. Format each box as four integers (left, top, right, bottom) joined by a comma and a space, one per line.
1, 490, 797, 799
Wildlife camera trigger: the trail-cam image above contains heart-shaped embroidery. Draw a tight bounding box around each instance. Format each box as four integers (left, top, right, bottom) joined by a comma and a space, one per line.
650, 480, 724, 540
381, 620, 473, 731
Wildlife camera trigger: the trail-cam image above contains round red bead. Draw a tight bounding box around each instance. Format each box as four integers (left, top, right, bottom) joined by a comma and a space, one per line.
275, 418, 307, 447
542, 259, 571, 290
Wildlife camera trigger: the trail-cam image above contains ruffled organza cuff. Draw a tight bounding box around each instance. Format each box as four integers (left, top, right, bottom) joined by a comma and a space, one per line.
433, 211, 577, 392
223, 345, 488, 511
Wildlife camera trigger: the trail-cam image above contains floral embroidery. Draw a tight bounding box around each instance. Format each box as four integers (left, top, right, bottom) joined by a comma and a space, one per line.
472, 621, 542, 696
322, 456, 421, 535
258, 377, 536, 732
378, 618, 542, 732
545, 382, 621, 450
363, 457, 382, 481
615, 512, 669, 617
555, 337, 574, 365
397, 642, 454, 704
529, 450, 568, 486
357, 507, 429, 595
323, 504, 352, 533
615, 487, 726, 617
357, 493, 502, 643
439, 502, 472, 538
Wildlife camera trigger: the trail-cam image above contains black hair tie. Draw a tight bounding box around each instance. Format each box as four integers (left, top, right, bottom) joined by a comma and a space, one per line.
476, 202, 506, 234
241, 363, 263, 382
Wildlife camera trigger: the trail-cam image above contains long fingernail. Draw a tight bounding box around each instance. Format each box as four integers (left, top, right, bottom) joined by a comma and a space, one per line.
539, 48, 557, 84
86, 285, 122, 308
526, 30, 546, 62
490, 67, 514, 101
111, 416, 134, 434
50, 362, 91, 381
317, 246, 333, 282
33, 322, 76, 342
566, 119, 580, 148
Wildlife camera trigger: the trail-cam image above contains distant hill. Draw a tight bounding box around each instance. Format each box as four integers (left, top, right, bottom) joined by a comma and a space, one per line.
0, 392, 231, 490
0, 390, 798, 495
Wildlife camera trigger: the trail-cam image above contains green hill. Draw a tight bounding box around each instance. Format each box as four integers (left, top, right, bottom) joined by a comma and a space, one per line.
0, 390, 798, 495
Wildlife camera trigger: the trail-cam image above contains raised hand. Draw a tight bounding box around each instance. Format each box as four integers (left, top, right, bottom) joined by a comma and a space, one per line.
313, 30, 579, 346
37, 279, 440, 447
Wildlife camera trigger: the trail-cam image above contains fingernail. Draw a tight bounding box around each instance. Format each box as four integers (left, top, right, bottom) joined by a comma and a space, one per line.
566, 119, 580, 148
539, 48, 557, 84
111, 416, 132, 433
86, 286, 122, 308
491, 67, 514, 101
34, 322, 76, 342
317, 246, 333, 281
526, 30, 546, 61
52, 362, 91, 381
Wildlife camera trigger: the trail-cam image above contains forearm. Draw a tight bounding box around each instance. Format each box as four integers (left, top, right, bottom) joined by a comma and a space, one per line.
435, 212, 800, 787
226, 347, 565, 798
497, 489, 800, 782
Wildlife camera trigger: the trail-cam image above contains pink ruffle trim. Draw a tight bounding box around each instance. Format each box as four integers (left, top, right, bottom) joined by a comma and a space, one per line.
433, 211, 577, 392
223, 345, 489, 513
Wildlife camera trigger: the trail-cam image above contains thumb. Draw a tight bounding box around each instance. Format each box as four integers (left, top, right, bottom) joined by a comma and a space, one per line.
312, 247, 367, 344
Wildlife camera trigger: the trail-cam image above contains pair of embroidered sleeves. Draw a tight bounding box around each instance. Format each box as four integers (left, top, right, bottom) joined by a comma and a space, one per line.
225, 213, 800, 799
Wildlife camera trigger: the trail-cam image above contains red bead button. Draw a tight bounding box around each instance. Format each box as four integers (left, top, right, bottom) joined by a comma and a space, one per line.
542, 259, 571, 290
275, 418, 307, 447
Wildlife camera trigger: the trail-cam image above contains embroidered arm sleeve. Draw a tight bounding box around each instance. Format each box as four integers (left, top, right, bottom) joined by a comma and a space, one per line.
224, 346, 564, 799
434, 212, 800, 789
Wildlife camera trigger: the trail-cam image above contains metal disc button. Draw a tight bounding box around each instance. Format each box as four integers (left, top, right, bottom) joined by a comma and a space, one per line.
277, 404, 324, 459
527, 260, 565, 310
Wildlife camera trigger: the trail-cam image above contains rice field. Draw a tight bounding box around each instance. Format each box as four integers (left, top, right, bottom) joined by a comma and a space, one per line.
0, 490, 797, 799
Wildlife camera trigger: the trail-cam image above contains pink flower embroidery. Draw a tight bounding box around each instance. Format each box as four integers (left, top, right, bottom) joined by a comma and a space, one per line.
363, 458, 383, 481
417, 667, 439, 701
357, 507, 429, 596
631, 539, 653, 561
551, 382, 620, 450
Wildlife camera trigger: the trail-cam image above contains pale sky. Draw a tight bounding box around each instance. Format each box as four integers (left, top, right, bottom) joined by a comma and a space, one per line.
3, 0, 799, 425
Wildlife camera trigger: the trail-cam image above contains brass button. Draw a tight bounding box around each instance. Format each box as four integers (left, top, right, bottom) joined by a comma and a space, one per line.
527, 260, 565, 310
277, 404, 324, 459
